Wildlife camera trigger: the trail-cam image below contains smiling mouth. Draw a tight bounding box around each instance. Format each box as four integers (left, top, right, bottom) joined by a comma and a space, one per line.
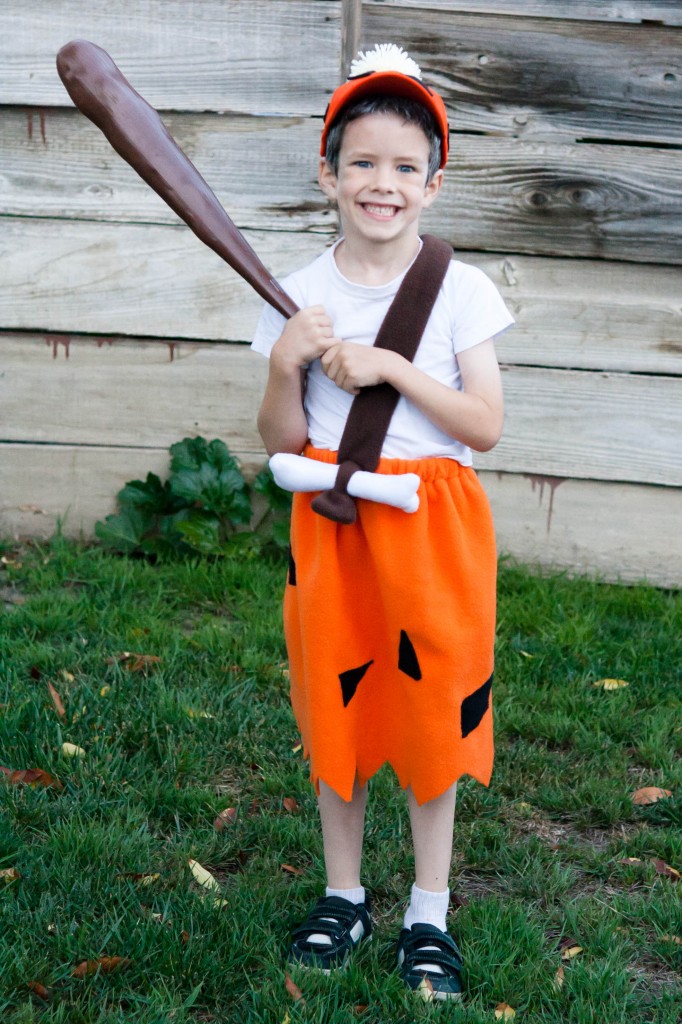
362, 203, 400, 218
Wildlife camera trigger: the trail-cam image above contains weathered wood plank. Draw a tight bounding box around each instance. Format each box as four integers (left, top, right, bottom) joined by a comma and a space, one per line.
479, 367, 682, 486
0, 219, 328, 340
363, 1, 682, 26
480, 471, 682, 588
7, 111, 680, 264
0, 108, 332, 233
362, 7, 682, 142
1, 1, 341, 112
1, 443, 679, 587
0, 443, 267, 541
0, 336, 268, 452
342, 0, 364, 77
2, 219, 681, 371
423, 138, 682, 264
459, 252, 682, 375
1, 334, 680, 487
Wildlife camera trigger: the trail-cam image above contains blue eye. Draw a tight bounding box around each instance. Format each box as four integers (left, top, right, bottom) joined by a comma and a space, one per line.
354, 160, 372, 168
398, 164, 416, 174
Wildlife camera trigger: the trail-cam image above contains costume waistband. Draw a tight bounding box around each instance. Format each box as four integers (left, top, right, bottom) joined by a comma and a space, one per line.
302, 444, 471, 482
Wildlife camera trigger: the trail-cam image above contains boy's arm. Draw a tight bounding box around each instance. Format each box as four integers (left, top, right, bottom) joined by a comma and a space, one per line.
320, 338, 504, 452
256, 306, 341, 456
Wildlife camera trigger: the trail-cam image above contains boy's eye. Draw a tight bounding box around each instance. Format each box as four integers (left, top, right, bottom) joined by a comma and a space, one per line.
354, 160, 372, 168
398, 164, 416, 174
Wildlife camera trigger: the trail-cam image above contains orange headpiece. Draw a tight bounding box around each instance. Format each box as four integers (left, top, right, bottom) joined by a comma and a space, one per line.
321, 44, 449, 169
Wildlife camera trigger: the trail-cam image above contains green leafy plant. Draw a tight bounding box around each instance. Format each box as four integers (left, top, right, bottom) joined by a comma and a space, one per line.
95, 437, 291, 558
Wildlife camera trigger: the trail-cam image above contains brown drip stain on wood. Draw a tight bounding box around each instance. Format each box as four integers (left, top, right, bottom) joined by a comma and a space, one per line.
524, 474, 566, 534
27, 111, 47, 145
45, 336, 71, 360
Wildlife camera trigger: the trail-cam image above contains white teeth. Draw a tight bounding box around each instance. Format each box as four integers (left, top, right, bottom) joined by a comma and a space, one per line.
364, 204, 397, 217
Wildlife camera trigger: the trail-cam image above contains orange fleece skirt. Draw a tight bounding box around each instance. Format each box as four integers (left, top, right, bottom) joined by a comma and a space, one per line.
284, 445, 497, 805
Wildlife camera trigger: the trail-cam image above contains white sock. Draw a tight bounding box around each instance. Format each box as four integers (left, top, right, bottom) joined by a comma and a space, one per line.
402, 884, 449, 974
307, 886, 366, 947
325, 885, 366, 905
404, 883, 449, 931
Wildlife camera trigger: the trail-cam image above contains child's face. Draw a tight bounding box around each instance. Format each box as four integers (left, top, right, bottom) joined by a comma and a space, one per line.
319, 111, 442, 253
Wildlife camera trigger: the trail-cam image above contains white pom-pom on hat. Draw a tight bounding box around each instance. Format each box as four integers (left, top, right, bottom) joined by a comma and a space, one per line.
321, 41, 450, 168
349, 43, 422, 81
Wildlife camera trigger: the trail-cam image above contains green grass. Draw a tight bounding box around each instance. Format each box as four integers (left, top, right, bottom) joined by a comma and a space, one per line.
0, 536, 680, 1023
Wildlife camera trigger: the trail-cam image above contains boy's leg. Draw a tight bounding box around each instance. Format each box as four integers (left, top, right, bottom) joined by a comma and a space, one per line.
288, 776, 371, 970
397, 782, 463, 1000
406, 781, 457, 924
318, 776, 368, 891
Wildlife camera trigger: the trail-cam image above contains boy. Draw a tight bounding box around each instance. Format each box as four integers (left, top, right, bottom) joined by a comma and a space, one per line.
252, 44, 513, 1000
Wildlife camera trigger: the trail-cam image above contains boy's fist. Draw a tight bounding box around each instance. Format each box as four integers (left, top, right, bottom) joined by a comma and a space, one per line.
272, 306, 339, 369
321, 342, 398, 395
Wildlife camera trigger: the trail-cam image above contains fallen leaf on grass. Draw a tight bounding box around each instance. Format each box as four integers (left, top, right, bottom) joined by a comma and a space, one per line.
27, 981, 50, 1000
0, 767, 63, 790
651, 858, 680, 881
181, 929, 190, 943
283, 796, 298, 813
284, 972, 305, 1003
660, 934, 682, 945
61, 670, 75, 683
61, 742, 86, 758
417, 975, 435, 1002
214, 807, 238, 830
619, 857, 642, 865
593, 678, 629, 690
291, 742, 302, 754
553, 965, 565, 991
72, 956, 130, 978
494, 1004, 516, 1020
107, 652, 162, 673
186, 708, 215, 720
119, 872, 160, 886
0, 867, 20, 884
632, 786, 672, 805
188, 859, 220, 893
188, 860, 228, 908
47, 683, 66, 719
561, 945, 583, 960
281, 864, 304, 876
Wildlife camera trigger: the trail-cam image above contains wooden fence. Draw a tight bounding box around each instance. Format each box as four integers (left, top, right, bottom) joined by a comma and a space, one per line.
1, 0, 680, 585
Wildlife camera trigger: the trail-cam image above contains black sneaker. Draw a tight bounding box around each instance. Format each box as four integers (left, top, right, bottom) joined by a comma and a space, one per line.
396, 923, 463, 1000
287, 895, 372, 973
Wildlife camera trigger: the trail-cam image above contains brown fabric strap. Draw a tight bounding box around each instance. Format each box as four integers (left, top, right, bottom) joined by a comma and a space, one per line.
312, 234, 453, 524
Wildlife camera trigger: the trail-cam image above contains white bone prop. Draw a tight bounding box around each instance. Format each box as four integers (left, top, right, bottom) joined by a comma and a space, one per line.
269, 453, 421, 514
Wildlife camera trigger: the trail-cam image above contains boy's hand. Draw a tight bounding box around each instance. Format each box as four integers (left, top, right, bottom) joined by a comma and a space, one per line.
321, 342, 399, 395
272, 306, 340, 370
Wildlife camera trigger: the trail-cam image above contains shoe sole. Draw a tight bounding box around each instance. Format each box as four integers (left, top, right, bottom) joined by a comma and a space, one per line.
288, 934, 372, 975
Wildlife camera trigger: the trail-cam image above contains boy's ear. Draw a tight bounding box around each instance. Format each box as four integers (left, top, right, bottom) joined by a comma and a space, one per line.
318, 158, 338, 200
423, 169, 444, 207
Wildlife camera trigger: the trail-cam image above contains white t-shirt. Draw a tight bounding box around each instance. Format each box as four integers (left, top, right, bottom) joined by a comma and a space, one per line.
251, 240, 514, 465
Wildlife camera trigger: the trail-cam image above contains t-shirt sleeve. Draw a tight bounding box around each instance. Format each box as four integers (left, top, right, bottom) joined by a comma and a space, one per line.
450, 263, 515, 354
251, 300, 287, 358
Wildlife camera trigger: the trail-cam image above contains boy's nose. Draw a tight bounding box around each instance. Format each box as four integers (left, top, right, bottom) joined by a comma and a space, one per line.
371, 167, 396, 192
